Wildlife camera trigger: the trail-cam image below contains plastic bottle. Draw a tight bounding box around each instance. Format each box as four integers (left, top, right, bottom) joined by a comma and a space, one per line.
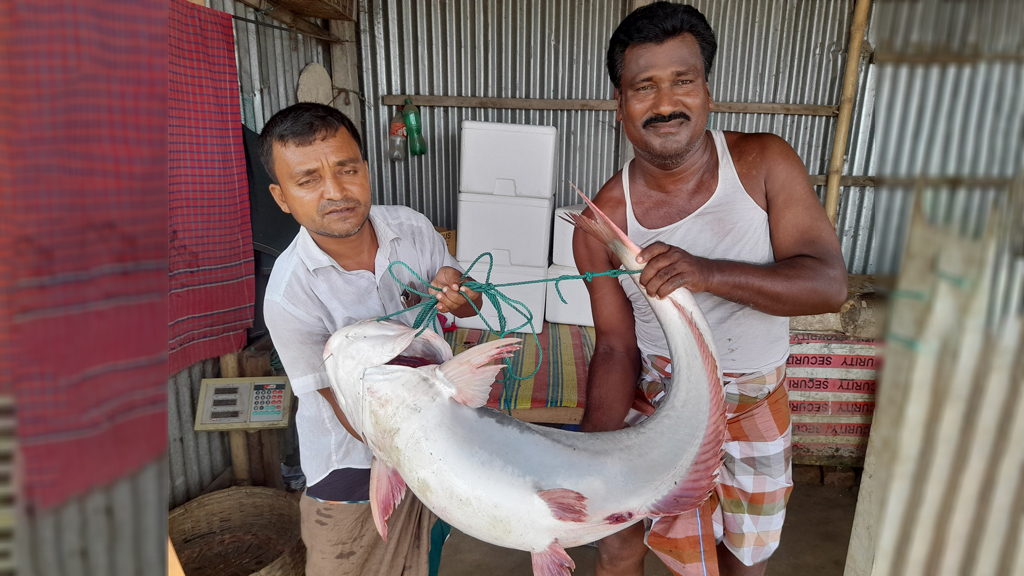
388, 109, 407, 161
403, 98, 427, 156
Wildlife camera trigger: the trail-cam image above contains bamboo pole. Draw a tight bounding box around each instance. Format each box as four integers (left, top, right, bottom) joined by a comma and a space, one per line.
825, 0, 872, 226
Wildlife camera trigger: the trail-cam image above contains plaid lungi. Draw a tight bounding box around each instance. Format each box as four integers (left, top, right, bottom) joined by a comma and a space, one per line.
634, 356, 793, 575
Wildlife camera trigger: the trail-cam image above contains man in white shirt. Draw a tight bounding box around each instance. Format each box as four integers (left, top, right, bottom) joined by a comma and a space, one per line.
259, 103, 482, 576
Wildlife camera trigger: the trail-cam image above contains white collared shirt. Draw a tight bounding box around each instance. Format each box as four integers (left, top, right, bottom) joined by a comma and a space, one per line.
264, 205, 460, 486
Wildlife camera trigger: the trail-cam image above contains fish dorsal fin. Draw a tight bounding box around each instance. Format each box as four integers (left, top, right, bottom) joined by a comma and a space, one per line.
369, 458, 407, 541
437, 338, 521, 408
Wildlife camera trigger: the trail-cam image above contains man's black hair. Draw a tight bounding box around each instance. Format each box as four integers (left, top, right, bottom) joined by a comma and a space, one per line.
258, 102, 363, 184
607, 2, 717, 90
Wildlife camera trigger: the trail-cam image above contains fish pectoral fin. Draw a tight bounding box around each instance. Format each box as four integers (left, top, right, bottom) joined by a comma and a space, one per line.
438, 338, 521, 408
530, 541, 575, 576
538, 488, 588, 522
369, 458, 407, 542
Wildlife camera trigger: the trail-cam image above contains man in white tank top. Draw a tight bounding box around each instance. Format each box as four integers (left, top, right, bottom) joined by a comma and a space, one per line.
574, 4, 848, 576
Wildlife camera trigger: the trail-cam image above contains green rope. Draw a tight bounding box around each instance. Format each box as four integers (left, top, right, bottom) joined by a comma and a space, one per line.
376, 252, 640, 383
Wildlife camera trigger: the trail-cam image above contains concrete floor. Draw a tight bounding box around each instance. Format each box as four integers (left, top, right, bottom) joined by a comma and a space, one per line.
438, 482, 859, 575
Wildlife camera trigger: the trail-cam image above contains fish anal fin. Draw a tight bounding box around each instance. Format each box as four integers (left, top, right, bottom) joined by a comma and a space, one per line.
369, 458, 407, 541
438, 338, 521, 408
538, 488, 588, 523
530, 541, 575, 576
644, 293, 726, 517
644, 399, 725, 516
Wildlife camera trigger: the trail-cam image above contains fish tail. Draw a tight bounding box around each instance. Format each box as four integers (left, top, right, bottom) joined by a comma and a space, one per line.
566, 182, 642, 260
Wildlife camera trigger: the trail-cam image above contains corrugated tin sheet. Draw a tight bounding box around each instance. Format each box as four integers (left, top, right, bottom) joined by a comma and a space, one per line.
359, 0, 878, 273
168, 358, 231, 509
873, 0, 1024, 299
359, 0, 626, 229
208, 0, 331, 132
695, 0, 875, 176
17, 458, 166, 576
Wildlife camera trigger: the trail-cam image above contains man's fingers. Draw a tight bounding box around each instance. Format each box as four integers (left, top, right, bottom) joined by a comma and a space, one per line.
642, 257, 690, 298
635, 241, 669, 264
656, 276, 685, 299
434, 286, 467, 311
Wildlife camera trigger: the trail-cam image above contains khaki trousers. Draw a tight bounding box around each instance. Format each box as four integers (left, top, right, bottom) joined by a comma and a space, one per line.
300, 491, 439, 576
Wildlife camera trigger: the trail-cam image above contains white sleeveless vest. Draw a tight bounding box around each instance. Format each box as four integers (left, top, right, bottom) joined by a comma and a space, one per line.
617, 130, 790, 373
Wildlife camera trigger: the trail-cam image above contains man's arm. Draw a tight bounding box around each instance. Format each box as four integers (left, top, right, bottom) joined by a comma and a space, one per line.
573, 198, 642, 432
637, 134, 848, 316
264, 300, 362, 442
316, 388, 361, 440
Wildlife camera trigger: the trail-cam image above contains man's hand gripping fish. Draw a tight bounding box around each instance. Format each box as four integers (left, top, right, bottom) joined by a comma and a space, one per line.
323, 192, 726, 576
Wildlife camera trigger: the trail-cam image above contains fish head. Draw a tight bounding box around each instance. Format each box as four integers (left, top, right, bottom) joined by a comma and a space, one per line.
322, 319, 453, 436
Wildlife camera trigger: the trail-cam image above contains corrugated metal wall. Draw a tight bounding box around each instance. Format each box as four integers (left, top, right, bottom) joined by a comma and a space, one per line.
208, 0, 332, 132
359, 0, 878, 272
873, 0, 1024, 320
167, 358, 230, 509
359, 0, 627, 228
16, 459, 167, 576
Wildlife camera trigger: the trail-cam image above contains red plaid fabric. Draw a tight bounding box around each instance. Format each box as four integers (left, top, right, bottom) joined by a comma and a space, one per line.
0, 0, 169, 508
168, 0, 254, 374
639, 361, 793, 575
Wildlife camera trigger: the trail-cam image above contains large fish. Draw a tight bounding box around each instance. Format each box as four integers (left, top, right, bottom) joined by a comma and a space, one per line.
323, 194, 725, 576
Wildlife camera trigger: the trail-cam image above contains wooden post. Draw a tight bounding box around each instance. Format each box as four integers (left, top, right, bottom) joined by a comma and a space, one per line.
233, 0, 342, 43
261, 429, 286, 490
228, 431, 250, 486
220, 354, 251, 486
330, 19, 362, 128
246, 431, 266, 486
825, 0, 872, 226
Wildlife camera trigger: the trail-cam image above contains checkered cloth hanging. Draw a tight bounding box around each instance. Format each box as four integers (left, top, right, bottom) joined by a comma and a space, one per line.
168, 0, 254, 373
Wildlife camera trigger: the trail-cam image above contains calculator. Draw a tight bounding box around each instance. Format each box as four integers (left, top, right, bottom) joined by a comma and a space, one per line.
194, 377, 293, 431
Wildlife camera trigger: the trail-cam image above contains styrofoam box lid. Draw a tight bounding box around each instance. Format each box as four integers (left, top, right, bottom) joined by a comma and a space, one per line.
460, 120, 558, 199
457, 192, 554, 208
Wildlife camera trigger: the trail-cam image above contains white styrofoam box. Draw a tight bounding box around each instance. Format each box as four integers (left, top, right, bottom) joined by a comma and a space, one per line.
552, 204, 585, 268
544, 265, 594, 327
456, 192, 554, 267
459, 120, 558, 198
455, 262, 547, 335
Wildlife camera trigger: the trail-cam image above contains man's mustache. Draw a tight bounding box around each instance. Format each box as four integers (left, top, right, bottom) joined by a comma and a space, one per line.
643, 111, 691, 128
318, 199, 362, 216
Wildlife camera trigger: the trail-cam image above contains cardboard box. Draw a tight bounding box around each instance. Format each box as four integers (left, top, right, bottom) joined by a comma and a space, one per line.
434, 226, 457, 257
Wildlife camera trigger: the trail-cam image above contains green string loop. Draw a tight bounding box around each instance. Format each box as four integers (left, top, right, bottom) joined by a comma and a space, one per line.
375, 252, 640, 385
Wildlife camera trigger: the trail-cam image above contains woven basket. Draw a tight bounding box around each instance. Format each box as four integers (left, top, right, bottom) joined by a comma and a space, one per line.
169, 486, 305, 576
